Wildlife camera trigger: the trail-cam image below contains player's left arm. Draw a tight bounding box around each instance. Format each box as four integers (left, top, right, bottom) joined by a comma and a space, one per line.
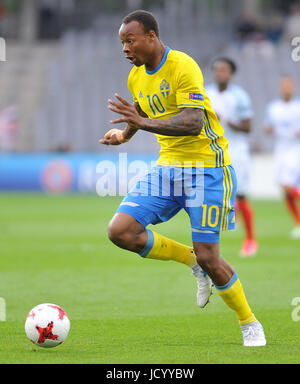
108, 93, 204, 136
224, 88, 253, 133
225, 118, 251, 133
263, 103, 274, 135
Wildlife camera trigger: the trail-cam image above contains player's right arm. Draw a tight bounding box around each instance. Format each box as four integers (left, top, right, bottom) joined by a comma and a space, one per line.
122, 102, 148, 139
106, 94, 204, 136
99, 66, 146, 146
99, 102, 146, 146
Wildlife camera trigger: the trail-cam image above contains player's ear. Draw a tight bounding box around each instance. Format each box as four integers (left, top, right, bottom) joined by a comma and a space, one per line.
147, 30, 157, 41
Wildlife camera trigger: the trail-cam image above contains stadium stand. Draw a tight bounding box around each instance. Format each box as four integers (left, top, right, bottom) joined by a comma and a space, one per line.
35, 0, 240, 153
0, 0, 299, 153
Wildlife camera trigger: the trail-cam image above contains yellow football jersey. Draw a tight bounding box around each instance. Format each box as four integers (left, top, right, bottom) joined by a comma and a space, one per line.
127, 46, 231, 168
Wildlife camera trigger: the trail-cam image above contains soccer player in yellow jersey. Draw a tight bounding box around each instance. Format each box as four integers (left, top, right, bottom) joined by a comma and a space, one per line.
100, 10, 266, 347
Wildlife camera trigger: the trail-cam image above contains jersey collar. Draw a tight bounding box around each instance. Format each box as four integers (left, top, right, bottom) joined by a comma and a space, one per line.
145, 46, 171, 75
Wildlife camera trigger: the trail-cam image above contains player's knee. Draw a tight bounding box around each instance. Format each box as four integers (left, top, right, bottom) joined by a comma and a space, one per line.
107, 220, 127, 247
107, 219, 142, 249
107, 213, 147, 251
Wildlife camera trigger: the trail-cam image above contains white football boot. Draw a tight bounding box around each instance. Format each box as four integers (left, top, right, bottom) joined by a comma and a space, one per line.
192, 264, 212, 308
241, 321, 266, 347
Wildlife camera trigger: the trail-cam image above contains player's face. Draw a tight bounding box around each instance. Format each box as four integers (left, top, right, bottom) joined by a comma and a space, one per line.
119, 21, 155, 67
213, 61, 233, 85
279, 77, 295, 99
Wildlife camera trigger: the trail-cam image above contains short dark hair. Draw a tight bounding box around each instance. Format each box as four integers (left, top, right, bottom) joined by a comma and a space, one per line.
212, 57, 237, 74
122, 10, 160, 38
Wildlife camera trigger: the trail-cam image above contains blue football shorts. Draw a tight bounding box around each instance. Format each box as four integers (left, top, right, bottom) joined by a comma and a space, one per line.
116, 165, 237, 243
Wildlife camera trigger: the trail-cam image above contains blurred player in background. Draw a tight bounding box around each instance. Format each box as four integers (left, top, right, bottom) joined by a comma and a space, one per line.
206, 58, 258, 257
264, 76, 300, 239
100, 10, 266, 346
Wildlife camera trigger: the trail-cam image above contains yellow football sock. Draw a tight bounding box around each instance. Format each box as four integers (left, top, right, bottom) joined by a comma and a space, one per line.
139, 229, 197, 267
215, 272, 257, 325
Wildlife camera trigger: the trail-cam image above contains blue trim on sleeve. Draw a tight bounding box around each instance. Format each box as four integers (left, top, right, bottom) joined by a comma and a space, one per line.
145, 46, 171, 75
139, 229, 154, 258
215, 271, 239, 291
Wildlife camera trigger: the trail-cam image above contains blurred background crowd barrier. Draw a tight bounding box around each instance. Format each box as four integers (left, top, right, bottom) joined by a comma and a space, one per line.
0, 152, 281, 197
0, 0, 299, 196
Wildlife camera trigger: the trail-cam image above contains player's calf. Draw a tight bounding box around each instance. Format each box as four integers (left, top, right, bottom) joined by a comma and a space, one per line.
107, 214, 198, 268
193, 242, 234, 287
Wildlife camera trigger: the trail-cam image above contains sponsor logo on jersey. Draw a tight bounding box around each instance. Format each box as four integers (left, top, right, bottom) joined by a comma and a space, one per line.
189, 93, 204, 101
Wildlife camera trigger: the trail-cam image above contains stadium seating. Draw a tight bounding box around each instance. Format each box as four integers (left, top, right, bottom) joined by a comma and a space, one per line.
1, 1, 299, 153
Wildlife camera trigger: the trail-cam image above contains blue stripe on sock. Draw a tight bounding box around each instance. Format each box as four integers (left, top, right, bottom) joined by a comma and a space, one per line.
139, 229, 154, 258
215, 271, 239, 291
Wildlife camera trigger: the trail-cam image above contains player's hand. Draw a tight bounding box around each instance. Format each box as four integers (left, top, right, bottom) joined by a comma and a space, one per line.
99, 129, 127, 146
108, 94, 145, 129
264, 125, 273, 135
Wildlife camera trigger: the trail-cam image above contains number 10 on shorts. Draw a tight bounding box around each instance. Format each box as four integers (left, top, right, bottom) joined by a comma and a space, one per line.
202, 205, 220, 228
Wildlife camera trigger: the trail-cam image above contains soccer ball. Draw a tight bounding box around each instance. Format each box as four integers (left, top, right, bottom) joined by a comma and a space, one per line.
25, 303, 70, 348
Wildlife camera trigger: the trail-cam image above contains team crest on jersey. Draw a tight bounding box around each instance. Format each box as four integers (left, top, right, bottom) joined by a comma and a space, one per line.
160, 79, 170, 99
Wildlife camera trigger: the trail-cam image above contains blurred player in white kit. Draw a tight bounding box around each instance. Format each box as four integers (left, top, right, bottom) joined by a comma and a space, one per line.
206, 58, 258, 257
264, 76, 300, 239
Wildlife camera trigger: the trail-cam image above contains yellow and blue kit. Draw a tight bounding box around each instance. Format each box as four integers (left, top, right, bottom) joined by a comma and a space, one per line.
117, 46, 237, 244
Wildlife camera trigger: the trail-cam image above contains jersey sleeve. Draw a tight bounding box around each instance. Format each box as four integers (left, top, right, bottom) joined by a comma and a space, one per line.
175, 57, 205, 109
236, 89, 254, 120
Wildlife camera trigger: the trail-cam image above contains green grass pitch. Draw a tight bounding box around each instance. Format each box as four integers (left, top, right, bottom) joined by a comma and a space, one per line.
0, 194, 300, 364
